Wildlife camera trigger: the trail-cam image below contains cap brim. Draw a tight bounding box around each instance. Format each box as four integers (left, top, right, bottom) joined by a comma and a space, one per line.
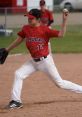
24, 14, 36, 19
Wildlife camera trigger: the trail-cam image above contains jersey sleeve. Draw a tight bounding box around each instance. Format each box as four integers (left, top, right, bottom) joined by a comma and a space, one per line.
47, 11, 54, 26
46, 27, 60, 38
49, 11, 54, 21
17, 26, 26, 38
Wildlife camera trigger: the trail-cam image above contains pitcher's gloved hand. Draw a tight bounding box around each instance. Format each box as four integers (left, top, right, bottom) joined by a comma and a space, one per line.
0, 48, 9, 64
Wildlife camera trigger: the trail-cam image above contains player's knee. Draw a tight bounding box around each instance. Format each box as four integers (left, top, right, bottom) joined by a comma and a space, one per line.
56, 80, 65, 89
15, 70, 22, 80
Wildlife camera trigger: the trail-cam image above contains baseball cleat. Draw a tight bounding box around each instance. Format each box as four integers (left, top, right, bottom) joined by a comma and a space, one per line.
6, 100, 23, 109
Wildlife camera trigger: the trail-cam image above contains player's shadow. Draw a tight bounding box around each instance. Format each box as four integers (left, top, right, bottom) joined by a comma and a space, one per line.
0, 98, 82, 110
24, 98, 82, 107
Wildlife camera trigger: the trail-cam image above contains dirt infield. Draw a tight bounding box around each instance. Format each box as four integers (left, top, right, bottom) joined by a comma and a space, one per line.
0, 54, 82, 117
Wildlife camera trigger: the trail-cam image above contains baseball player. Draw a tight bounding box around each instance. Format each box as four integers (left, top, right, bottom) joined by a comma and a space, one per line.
5, 8, 82, 109
39, 0, 54, 26
39, 0, 54, 54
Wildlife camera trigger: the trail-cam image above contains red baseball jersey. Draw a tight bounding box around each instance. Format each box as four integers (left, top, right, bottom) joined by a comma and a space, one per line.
40, 9, 54, 26
18, 25, 59, 58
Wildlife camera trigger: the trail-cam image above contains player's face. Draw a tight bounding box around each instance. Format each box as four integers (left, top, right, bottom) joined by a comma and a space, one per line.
28, 18, 38, 26
40, 5, 45, 11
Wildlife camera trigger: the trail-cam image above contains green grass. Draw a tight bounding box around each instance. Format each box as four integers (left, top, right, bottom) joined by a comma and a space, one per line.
0, 25, 82, 54
0, 28, 28, 54
51, 25, 82, 53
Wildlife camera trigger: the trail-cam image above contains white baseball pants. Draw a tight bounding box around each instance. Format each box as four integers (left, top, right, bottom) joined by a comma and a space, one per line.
11, 54, 82, 102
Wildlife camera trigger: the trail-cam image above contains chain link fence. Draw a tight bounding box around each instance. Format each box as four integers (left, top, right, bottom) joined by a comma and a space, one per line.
0, 6, 82, 36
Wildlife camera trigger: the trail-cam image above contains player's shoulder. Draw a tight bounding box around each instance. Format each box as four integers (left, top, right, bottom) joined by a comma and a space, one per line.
22, 25, 30, 30
40, 24, 49, 31
45, 9, 52, 14
22, 25, 29, 28
40, 24, 48, 28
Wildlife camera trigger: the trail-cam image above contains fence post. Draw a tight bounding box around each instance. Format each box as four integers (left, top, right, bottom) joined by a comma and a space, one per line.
4, 7, 7, 36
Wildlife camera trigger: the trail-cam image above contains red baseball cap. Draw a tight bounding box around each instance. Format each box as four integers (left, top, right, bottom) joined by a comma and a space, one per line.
40, 0, 45, 6
24, 9, 41, 19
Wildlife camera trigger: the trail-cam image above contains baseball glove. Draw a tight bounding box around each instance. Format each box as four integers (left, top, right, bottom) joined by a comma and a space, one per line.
0, 48, 8, 64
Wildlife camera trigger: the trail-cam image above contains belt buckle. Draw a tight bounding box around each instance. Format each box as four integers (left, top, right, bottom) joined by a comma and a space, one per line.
33, 56, 47, 62
40, 57, 44, 61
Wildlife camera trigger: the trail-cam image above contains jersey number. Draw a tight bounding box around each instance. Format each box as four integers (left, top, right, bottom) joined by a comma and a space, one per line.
37, 44, 44, 50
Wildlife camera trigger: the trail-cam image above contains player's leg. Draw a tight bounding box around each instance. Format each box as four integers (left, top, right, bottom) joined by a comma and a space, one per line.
38, 54, 82, 93
6, 60, 37, 109
11, 60, 36, 102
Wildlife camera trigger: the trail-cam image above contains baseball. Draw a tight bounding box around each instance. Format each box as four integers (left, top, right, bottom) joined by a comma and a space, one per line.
63, 8, 69, 16
63, 8, 68, 13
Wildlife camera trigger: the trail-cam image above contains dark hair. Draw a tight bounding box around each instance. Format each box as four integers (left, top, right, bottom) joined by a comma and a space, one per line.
29, 9, 41, 19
